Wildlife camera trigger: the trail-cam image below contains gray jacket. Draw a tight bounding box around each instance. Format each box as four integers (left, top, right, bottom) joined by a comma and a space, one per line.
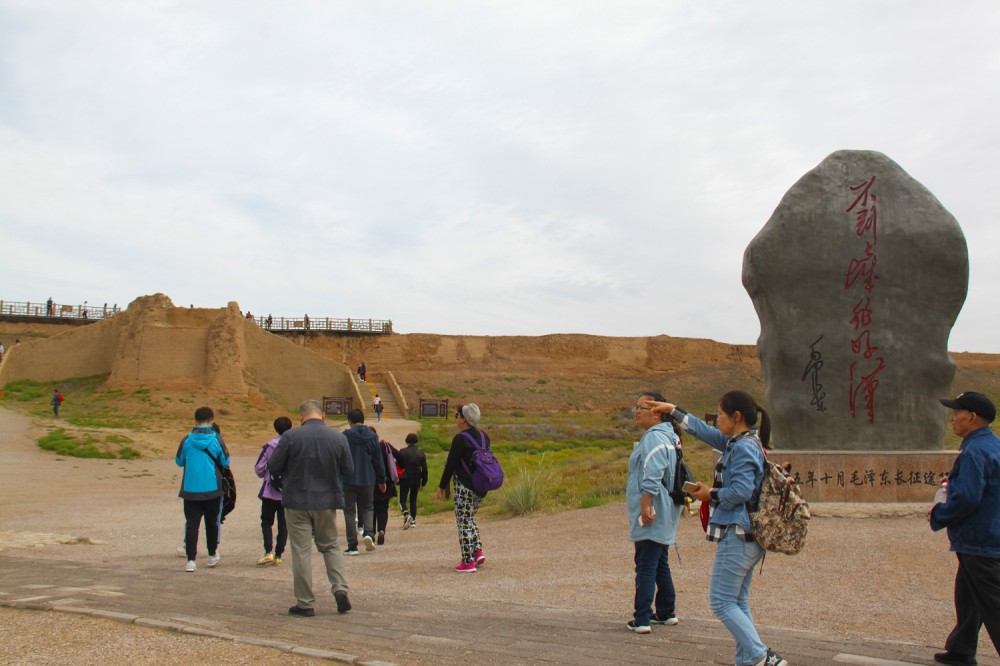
268, 418, 354, 510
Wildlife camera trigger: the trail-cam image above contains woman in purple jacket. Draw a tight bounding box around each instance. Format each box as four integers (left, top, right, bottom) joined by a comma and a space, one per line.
254, 416, 293, 565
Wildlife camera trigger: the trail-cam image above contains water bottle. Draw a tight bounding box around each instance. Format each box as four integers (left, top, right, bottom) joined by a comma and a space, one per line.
933, 479, 948, 505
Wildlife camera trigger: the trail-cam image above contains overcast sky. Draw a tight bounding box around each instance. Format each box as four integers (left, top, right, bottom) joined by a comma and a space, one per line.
2, 2, 999, 352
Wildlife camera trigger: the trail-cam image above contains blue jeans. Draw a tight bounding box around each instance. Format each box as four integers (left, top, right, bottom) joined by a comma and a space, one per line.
709, 529, 767, 665
633, 539, 675, 625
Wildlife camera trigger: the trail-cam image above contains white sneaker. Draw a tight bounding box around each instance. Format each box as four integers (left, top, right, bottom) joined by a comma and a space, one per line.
363, 535, 376, 552
177, 546, 187, 558
207, 554, 220, 568
185, 560, 196, 572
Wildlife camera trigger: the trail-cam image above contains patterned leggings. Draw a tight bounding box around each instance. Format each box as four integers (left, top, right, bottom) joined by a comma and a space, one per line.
453, 479, 483, 563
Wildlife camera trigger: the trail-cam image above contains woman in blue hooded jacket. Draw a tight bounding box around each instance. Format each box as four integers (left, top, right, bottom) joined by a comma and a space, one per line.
176, 406, 230, 572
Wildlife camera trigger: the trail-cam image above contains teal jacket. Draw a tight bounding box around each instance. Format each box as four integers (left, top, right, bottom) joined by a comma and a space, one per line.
176, 426, 229, 500
627, 422, 681, 545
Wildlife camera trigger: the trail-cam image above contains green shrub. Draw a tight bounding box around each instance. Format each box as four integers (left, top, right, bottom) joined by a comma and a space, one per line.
118, 447, 142, 459
498, 466, 545, 516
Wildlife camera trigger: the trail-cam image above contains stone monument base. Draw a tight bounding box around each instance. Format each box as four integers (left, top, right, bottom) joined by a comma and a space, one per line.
773, 450, 957, 503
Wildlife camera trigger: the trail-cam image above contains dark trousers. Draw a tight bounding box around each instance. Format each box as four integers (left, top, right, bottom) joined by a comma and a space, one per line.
374, 498, 389, 534
183, 497, 221, 561
260, 497, 287, 557
945, 552, 1000, 657
399, 478, 420, 518
343, 484, 374, 548
633, 539, 676, 626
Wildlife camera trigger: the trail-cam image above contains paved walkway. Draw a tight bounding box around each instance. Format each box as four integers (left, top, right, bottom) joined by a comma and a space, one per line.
0, 550, 973, 666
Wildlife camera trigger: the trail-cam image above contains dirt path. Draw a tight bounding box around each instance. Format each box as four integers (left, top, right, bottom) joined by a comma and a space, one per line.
1, 406, 997, 664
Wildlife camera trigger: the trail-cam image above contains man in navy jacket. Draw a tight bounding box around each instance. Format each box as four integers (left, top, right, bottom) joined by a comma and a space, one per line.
930, 391, 1000, 665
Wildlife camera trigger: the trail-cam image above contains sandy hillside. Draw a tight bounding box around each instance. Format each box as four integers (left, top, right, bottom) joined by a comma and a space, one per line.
3, 293, 1000, 420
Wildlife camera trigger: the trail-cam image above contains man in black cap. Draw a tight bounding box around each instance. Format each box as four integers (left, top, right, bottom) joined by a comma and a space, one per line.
930, 391, 1000, 665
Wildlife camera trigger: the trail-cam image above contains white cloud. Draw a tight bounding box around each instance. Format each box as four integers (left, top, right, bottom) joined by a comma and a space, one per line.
1, 1, 999, 351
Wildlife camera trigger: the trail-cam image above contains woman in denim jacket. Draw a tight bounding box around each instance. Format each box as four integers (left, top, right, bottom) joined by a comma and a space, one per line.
646, 391, 787, 666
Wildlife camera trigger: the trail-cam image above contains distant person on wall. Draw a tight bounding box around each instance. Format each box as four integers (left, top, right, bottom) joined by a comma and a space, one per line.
930, 392, 1000, 666
51, 389, 63, 417
0, 341, 5, 361
175, 406, 229, 573
624, 391, 683, 634
266, 314, 273, 330
46, 297, 54, 316
268, 399, 354, 616
397, 433, 428, 529
435, 403, 491, 573
358, 361, 366, 382
373, 394, 383, 421
341, 409, 386, 555
369, 426, 399, 545
255, 416, 293, 566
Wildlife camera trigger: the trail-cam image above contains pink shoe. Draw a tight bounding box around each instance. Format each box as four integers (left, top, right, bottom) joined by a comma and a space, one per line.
474, 550, 486, 566
454, 560, 477, 573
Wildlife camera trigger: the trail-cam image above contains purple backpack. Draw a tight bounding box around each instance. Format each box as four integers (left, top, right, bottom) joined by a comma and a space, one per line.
460, 430, 504, 494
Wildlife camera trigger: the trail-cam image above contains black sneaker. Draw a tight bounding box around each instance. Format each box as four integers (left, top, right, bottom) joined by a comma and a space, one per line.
754, 650, 787, 666
625, 619, 651, 634
288, 605, 315, 617
651, 612, 679, 626
334, 590, 352, 614
376, 531, 385, 545
934, 652, 978, 666
344, 547, 359, 556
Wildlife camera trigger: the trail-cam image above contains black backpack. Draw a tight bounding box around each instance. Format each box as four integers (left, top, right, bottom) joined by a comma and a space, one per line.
666, 441, 695, 506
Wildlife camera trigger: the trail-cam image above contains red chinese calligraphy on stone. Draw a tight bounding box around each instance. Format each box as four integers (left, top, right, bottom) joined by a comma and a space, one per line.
849, 296, 872, 331
851, 329, 880, 360
847, 177, 878, 243
849, 356, 886, 424
844, 241, 879, 292
847, 176, 876, 215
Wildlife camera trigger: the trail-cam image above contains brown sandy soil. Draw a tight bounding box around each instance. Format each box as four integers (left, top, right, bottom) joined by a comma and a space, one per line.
5, 307, 999, 420
2, 406, 998, 663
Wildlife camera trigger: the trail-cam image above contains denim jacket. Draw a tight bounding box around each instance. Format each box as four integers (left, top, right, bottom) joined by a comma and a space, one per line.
676, 411, 765, 533
930, 425, 1000, 557
626, 422, 682, 545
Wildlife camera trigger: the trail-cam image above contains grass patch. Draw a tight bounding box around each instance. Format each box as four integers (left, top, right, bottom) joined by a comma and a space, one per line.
37, 428, 142, 459
497, 462, 547, 516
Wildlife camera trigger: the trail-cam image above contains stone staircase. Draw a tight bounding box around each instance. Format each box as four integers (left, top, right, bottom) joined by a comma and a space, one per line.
359, 375, 401, 421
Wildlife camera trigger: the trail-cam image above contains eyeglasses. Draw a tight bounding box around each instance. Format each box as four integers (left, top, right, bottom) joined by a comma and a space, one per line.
632, 406, 652, 416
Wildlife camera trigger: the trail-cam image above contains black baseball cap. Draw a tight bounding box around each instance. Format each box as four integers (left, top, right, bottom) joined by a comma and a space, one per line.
939, 392, 996, 422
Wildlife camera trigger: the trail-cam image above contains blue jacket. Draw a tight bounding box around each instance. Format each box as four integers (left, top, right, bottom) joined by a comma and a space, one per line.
175, 426, 229, 500
930, 425, 1000, 557
342, 424, 386, 486
679, 413, 765, 533
627, 422, 682, 545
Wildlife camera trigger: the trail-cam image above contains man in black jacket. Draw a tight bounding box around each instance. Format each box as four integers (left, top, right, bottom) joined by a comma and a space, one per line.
269, 399, 354, 616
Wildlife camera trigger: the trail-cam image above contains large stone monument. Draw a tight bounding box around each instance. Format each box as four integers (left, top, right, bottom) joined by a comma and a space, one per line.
742, 150, 968, 501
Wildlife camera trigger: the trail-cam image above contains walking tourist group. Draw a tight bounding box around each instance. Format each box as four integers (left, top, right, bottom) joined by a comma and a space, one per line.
173, 385, 1000, 666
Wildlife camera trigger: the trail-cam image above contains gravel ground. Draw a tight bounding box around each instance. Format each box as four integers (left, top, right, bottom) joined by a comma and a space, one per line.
1, 406, 996, 663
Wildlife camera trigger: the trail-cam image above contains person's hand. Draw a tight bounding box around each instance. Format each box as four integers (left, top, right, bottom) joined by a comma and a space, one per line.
690, 481, 711, 503
434, 487, 445, 501
419, 486, 425, 492
641, 399, 676, 415
639, 503, 656, 527
378, 483, 386, 493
